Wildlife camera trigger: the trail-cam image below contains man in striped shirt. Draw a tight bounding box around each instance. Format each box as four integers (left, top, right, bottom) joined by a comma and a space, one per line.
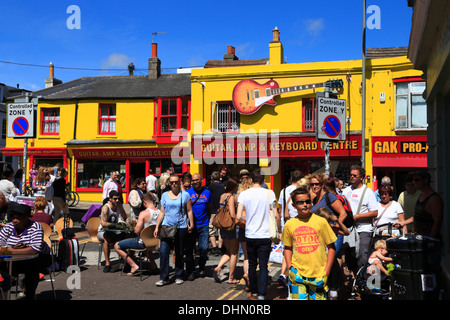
0, 202, 51, 299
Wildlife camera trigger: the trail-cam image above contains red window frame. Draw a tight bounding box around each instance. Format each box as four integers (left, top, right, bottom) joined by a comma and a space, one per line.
98, 104, 116, 135
302, 98, 316, 132
41, 108, 60, 135
154, 97, 190, 142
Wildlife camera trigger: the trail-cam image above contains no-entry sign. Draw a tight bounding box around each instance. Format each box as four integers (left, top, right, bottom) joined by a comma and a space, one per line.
7, 103, 35, 138
316, 97, 346, 141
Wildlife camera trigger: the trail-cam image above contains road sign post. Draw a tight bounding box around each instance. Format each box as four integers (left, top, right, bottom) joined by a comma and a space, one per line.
7, 99, 36, 195
316, 89, 347, 177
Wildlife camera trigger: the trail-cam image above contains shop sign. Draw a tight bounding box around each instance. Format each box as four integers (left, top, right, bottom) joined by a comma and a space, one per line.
72, 147, 175, 159
194, 135, 361, 159
372, 136, 428, 156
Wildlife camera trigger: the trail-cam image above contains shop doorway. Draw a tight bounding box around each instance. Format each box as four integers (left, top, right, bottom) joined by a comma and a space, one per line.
129, 162, 146, 189
281, 161, 309, 188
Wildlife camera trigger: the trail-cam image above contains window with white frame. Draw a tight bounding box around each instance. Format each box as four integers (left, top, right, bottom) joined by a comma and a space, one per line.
215, 102, 240, 133
41, 108, 60, 135
395, 81, 427, 129
99, 104, 116, 134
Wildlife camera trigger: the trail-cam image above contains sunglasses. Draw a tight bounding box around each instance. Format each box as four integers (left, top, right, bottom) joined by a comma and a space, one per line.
350, 174, 359, 178
111, 197, 120, 201
310, 182, 321, 186
294, 199, 312, 205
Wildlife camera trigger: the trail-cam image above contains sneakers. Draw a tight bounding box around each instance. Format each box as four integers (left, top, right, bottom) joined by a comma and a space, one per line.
155, 279, 169, 287
175, 278, 184, 285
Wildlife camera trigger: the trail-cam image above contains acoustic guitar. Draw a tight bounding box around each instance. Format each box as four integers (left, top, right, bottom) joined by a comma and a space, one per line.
232, 78, 343, 115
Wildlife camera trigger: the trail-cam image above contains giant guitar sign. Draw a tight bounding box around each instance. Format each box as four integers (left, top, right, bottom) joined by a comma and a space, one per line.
232, 78, 343, 115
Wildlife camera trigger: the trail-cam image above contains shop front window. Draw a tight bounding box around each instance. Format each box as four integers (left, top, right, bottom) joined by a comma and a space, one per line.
76, 160, 125, 189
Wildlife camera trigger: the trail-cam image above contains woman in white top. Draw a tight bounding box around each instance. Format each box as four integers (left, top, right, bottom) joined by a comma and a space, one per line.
374, 186, 404, 236
115, 193, 160, 276
128, 177, 147, 219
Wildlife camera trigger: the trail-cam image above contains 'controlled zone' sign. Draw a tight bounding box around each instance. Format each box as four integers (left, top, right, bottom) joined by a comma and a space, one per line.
7, 103, 35, 138
316, 97, 346, 141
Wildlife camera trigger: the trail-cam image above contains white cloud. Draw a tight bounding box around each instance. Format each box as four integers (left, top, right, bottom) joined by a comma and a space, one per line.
303, 18, 325, 37
101, 53, 135, 69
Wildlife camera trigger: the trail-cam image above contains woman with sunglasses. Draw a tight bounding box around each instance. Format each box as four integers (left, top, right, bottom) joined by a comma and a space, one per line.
154, 173, 194, 286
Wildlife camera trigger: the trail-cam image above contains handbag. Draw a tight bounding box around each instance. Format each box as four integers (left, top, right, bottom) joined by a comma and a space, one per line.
159, 224, 177, 240
268, 191, 280, 244
212, 195, 236, 232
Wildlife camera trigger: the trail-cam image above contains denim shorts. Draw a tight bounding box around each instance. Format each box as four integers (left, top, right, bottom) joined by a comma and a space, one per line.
117, 237, 145, 250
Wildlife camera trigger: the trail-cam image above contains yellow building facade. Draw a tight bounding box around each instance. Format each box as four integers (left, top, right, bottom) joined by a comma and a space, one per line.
3, 47, 192, 202
189, 28, 427, 197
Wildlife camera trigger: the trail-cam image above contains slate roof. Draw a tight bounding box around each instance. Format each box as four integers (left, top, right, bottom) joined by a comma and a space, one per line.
366, 47, 409, 59
204, 58, 269, 68
22, 73, 191, 101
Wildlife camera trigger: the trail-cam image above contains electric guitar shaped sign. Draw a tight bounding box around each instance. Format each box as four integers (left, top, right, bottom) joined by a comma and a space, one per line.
232, 78, 343, 115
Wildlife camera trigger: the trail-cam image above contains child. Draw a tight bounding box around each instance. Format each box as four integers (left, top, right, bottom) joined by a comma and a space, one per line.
367, 239, 392, 276
281, 188, 337, 300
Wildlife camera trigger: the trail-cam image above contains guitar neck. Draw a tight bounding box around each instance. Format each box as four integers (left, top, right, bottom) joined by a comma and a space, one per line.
270, 82, 326, 95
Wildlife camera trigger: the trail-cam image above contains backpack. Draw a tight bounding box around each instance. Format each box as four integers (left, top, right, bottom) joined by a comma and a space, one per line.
325, 193, 354, 229
212, 195, 236, 232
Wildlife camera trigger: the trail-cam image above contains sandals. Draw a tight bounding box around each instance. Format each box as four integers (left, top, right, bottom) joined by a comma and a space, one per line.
225, 279, 240, 284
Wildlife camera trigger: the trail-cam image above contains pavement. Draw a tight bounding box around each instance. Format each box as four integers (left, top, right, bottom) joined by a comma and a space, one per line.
19, 201, 289, 301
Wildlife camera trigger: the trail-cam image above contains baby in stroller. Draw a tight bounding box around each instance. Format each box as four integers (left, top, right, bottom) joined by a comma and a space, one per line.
367, 239, 393, 276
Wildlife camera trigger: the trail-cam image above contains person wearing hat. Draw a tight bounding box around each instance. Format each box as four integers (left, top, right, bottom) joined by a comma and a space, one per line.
239, 169, 250, 180
395, 170, 443, 239
0, 203, 51, 299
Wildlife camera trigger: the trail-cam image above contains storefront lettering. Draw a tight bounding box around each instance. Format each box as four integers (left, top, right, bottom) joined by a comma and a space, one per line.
374, 141, 398, 154
75, 148, 172, 158
374, 140, 428, 154
199, 140, 359, 153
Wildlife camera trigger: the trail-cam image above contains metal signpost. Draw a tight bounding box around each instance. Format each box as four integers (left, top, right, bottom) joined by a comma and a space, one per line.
7, 95, 37, 194
316, 86, 347, 178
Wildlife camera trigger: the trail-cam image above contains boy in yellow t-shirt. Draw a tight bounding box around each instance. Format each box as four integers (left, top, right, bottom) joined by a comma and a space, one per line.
281, 188, 337, 300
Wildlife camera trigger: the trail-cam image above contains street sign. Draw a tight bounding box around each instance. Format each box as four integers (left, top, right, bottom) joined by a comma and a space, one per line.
7, 103, 35, 138
316, 97, 346, 141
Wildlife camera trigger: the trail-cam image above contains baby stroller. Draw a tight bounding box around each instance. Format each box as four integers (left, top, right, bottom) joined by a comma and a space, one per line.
351, 222, 403, 300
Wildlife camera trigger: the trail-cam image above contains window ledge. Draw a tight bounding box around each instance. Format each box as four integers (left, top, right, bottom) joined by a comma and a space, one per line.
38, 135, 60, 139
394, 128, 427, 134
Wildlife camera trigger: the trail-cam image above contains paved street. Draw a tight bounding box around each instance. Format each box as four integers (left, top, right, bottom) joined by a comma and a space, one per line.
28, 201, 287, 301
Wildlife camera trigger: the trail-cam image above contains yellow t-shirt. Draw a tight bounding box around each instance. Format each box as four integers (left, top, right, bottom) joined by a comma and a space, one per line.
281, 214, 337, 278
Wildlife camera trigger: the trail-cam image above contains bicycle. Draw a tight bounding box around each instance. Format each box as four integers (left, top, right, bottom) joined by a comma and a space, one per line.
65, 185, 80, 207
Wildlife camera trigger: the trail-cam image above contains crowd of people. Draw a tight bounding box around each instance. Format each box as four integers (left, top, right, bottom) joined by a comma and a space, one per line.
96, 164, 443, 301
0, 162, 444, 300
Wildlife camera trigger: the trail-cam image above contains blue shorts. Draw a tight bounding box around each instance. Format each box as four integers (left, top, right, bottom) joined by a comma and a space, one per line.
117, 237, 145, 250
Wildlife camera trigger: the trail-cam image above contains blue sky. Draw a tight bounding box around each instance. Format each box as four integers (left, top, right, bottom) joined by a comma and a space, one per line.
0, 0, 414, 91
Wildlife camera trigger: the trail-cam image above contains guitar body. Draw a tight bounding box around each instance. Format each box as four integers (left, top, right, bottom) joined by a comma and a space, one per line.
232, 79, 280, 115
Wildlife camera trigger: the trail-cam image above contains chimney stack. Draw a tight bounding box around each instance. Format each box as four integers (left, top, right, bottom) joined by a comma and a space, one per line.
45, 62, 63, 88
269, 27, 284, 65
223, 45, 238, 61
148, 43, 161, 79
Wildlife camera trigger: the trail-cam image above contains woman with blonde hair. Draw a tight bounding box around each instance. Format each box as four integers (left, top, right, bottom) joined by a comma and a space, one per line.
32, 167, 51, 196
